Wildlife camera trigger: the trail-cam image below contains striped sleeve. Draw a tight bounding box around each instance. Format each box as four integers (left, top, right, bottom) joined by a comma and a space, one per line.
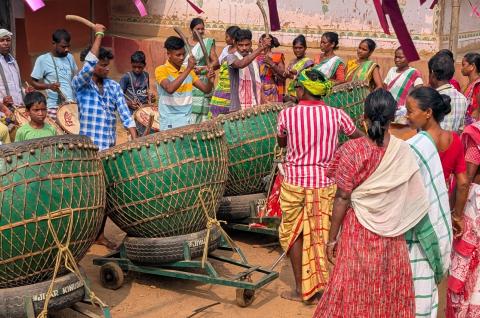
277, 109, 287, 136
338, 109, 356, 136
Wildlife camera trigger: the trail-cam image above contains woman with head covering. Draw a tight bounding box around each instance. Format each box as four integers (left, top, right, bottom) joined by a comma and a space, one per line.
184, 18, 219, 123
256, 34, 285, 102
461, 53, 480, 125
284, 34, 314, 101
277, 68, 363, 303
313, 32, 345, 84
314, 89, 428, 317
345, 38, 383, 90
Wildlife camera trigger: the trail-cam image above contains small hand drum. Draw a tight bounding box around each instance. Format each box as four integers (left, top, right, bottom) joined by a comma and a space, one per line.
14, 106, 64, 135
56, 103, 80, 134
134, 105, 160, 133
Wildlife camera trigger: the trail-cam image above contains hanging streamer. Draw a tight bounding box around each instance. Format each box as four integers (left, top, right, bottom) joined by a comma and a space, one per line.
186, 0, 205, 14
133, 0, 148, 17
267, 0, 280, 31
373, 0, 420, 62
24, 0, 45, 12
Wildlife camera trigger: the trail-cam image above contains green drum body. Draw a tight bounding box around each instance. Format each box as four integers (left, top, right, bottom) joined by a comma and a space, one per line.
218, 103, 286, 196
101, 121, 228, 238
323, 81, 370, 143
0, 135, 105, 288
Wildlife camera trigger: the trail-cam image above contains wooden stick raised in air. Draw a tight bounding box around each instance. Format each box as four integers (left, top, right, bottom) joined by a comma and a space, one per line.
65, 15, 96, 29
256, 0, 270, 36
173, 27, 192, 56
193, 29, 212, 68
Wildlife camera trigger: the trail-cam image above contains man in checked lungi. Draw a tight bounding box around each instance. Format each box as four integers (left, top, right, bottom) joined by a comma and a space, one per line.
276, 68, 363, 303
72, 23, 137, 249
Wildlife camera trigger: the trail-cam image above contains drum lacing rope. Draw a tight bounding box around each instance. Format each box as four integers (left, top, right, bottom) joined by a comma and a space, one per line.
37, 208, 108, 318
198, 188, 239, 268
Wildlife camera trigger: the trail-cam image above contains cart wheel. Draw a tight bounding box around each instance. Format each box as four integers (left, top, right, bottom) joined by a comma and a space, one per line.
236, 288, 255, 307
100, 262, 124, 290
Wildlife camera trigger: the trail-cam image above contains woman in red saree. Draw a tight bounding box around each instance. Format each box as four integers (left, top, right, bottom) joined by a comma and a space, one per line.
314, 89, 429, 318
447, 120, 480, 317
461, 53, 480, 126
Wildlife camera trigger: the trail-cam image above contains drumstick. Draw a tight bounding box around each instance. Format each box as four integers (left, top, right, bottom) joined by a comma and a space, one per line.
143, 113, 155, 137
44, 79, 68, 102
193, 30, 212, 69
123, 93, 142, 108
126, 88, 143, 105
173, 27, 192, 57
66, 15, 96, 30
256, 0, 270, 37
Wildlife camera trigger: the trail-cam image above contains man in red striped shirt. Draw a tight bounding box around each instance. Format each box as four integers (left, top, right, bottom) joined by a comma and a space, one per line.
278, 69, 362, 303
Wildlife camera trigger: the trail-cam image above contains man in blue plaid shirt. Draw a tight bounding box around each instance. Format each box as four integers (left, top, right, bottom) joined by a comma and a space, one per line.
72, 23, 137, 151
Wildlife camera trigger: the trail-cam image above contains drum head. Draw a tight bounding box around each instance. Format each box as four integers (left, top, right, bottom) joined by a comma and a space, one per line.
134, 105, 160, 132
57, 103, 80, 134
14, 107, 64, 135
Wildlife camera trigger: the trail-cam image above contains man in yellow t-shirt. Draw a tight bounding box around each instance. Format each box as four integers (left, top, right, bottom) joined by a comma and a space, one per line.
155, 36, 215, 130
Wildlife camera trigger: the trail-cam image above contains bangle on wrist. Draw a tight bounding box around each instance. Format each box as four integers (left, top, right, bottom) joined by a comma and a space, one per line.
95, 31, 105, 37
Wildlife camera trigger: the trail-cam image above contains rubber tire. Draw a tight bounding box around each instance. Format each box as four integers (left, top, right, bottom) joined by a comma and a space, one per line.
0, 268, 86, 318
236, 288, 255, 307
217, 193, 267, 222
124, 227, 222, 264
100, 262, 125, 290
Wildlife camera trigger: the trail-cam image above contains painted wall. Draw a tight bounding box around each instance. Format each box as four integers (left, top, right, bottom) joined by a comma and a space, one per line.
110, 0, 443, 52
440, 0, 480, 52
13, 0, 110, 80
107, 0, 476, 90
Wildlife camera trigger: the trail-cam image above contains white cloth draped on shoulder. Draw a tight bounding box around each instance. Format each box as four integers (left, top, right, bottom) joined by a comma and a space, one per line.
350, 135, 429, 237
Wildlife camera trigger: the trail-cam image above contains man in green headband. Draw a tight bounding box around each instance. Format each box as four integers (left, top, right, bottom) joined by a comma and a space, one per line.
276, 68, 362, 303
296, 68, 333, 97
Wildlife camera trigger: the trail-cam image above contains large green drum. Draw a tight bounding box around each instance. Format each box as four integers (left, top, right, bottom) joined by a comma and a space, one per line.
323, 80, 370, 143
101, 121, 228, 238
217, 103, 286, 196
0, 135, 105, 288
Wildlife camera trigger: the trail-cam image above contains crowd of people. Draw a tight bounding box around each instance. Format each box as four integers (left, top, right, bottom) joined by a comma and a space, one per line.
1, 17, 480, 317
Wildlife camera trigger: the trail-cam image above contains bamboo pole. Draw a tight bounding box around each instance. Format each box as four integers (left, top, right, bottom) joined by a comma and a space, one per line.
449, 0, 461, 58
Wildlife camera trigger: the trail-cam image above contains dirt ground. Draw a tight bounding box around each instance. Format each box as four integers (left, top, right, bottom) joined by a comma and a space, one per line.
50, 219, 448, 318
51, 220, 314, 318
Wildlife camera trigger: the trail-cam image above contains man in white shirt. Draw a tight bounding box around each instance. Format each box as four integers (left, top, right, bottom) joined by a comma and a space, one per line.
428, 53, 468, 133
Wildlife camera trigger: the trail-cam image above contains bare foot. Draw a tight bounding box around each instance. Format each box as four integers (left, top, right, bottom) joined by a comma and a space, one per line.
95, 237, 118, 250
280, 290, 302, 302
